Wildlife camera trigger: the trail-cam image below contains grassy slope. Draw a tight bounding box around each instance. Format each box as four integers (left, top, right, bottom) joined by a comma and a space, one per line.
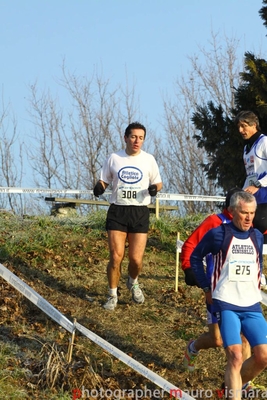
0, 210, 266, 399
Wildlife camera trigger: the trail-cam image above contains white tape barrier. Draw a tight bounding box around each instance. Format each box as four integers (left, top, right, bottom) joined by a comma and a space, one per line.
177, 239, 184, 254
0, 262, 194, 400
157, 193, 225, 202
0, 263, 74, 333
75, 322, 194, 400
0, 187, 94, 195
0, 186, 225, 203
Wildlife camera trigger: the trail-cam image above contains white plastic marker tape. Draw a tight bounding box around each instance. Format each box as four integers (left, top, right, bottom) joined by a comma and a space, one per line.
156, 193, 225, 202
75, 322, 195, 400
0, 187, 94, 195
0, 263, 74, 333
0, 262, 195, 400
0, 186, 225, 203
177, 239, 184, 253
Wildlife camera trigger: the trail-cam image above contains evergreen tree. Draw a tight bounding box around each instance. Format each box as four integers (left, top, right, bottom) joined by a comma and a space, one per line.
235, 52, 267, 127
192, 102, 245, 191
192, 3, 267, 192
259, 0, 267, 30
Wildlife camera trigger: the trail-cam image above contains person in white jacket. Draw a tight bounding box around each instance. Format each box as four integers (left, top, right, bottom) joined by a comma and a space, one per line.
235, 110, 267, 243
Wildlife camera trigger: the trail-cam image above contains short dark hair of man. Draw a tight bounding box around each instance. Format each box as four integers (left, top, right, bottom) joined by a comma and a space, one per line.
125, 122, 146, 138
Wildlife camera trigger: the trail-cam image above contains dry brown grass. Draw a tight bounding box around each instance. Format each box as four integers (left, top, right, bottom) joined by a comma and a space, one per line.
0, 212, 266, 399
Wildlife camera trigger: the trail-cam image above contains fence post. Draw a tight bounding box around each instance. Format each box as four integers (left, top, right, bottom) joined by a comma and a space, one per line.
175, 232, 180, 292
155, 198, 159, 219
66, 318, 77, 363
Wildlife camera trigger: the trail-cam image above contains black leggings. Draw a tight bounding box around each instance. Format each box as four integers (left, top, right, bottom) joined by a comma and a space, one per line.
253, 203, 267, 243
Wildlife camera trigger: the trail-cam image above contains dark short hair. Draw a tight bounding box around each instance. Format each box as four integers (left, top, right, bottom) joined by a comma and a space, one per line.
225, 187, 243, 208
234, 111, 261, 131
125, 122, 146, 138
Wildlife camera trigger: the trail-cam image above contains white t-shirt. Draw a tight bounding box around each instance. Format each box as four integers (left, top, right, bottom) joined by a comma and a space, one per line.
100, 149, 162, 205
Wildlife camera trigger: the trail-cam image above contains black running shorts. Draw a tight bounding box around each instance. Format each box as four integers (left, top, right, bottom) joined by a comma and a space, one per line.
106, 204, 150, 233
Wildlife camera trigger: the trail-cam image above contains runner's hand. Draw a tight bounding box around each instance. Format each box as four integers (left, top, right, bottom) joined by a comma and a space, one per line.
148, 184, 157, 196
93, 182, 105, 197
184, 268, 199, 286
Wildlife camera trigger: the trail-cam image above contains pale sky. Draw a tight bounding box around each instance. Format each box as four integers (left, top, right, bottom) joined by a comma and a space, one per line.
0, 0, 266, 162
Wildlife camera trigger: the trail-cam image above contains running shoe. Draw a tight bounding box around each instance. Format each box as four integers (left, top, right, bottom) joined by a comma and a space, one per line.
183, 340, 198, 371
242, 380, 266, 395
103, 296, 118, 311
126, 278, 144, 304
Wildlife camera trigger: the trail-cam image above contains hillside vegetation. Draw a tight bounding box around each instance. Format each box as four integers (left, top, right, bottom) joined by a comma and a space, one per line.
0, 209, 266, 400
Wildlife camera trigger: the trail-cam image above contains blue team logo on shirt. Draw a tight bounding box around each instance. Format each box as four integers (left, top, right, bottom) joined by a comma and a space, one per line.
118, 166, 143, 184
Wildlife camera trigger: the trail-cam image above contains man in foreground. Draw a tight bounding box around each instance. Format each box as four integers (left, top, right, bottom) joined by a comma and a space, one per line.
182, 188, 251, 374
93, 122, 162, 311
190, 191, 267, 400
